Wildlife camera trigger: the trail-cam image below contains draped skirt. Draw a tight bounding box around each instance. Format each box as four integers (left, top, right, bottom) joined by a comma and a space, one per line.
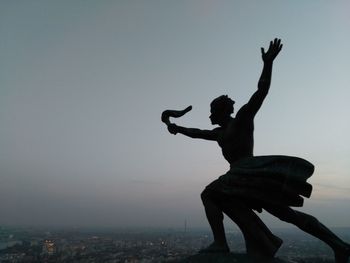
205, 155, 314, 209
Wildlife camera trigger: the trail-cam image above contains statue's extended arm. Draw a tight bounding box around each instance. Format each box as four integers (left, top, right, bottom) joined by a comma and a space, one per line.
162, 106, 219, 141
168, 123, 219, 141
238, 38, 283, 118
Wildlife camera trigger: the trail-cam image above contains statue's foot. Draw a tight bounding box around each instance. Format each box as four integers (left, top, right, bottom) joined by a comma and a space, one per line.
199, 242, 230, 254
269, 235, 283, 257
246, 235, 283, 258
334, 244, 350, 263
246, 234, 283, 259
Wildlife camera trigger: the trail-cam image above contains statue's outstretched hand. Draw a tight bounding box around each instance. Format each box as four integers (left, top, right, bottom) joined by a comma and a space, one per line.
261, 38, 283, 63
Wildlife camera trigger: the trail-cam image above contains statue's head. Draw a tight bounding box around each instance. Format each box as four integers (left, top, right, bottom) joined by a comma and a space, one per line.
210, 95, 235, 125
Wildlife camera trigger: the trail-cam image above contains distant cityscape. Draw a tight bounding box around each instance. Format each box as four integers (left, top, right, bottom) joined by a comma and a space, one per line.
0, 226, 349, 263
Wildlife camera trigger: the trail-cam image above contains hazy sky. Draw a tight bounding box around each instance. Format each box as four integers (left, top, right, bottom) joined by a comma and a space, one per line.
1, 1, 349, 229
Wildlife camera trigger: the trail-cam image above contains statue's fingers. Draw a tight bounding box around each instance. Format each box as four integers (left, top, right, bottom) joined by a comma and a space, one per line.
278, 44, 283, 52
261, 47, 265, 55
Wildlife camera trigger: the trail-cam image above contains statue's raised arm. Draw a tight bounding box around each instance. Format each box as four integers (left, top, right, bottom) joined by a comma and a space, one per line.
237, 38, 283, 119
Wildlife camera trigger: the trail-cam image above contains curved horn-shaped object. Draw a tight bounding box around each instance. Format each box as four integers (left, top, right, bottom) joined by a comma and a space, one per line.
161, 105, 192, 125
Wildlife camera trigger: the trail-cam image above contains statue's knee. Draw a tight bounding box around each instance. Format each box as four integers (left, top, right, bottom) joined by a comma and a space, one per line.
201, 189, 224, 207
301, 215, 319, 229
286, 210, 319, 228
201, 188, 218, 203
200, 189, 210, 202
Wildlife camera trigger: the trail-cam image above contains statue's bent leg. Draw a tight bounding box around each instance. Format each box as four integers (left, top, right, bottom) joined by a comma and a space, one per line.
264, 205, 350, 263
219, 198, 282, 258
200, 188, 229, 252
201, 183, 282, 257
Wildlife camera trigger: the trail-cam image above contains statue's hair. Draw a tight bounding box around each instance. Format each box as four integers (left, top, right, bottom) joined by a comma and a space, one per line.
210, 95, 235, 114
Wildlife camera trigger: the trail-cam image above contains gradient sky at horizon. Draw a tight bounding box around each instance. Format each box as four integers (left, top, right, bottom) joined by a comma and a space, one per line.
0, 1, 349, 229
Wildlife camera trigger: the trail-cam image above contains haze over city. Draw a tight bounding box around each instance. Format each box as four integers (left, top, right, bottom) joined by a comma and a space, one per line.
1, 1, 349, 229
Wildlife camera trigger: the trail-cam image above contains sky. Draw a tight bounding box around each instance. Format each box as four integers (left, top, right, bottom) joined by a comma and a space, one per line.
0, 1, 349, 230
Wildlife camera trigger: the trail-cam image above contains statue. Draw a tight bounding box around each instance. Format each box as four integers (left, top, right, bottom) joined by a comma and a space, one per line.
162, 39, 350, 262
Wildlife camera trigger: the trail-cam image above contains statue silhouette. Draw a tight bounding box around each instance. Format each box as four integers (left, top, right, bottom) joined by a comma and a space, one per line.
162, 39, 350, 262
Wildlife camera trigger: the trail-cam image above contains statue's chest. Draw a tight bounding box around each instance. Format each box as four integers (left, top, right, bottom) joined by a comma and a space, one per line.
218, 121, 240, 145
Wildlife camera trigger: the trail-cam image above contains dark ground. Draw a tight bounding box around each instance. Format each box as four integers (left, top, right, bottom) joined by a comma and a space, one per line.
173, 253, 334, 263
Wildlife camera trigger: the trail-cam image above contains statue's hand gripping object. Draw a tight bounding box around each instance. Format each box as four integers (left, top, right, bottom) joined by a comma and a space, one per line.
161, 105, 192, 126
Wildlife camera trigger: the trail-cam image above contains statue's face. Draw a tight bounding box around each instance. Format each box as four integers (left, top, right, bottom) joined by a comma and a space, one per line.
209, 106, 224, 125
210, 104, 233, 126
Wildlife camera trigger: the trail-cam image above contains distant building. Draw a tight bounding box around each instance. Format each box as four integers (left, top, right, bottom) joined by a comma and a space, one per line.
42, 239, 56, 255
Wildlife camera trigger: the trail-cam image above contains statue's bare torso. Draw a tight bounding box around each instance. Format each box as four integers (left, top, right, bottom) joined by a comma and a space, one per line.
217, 114, 254, 164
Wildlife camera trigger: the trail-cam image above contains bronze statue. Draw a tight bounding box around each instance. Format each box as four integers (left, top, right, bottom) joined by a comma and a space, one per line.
162, 39, 350, 262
